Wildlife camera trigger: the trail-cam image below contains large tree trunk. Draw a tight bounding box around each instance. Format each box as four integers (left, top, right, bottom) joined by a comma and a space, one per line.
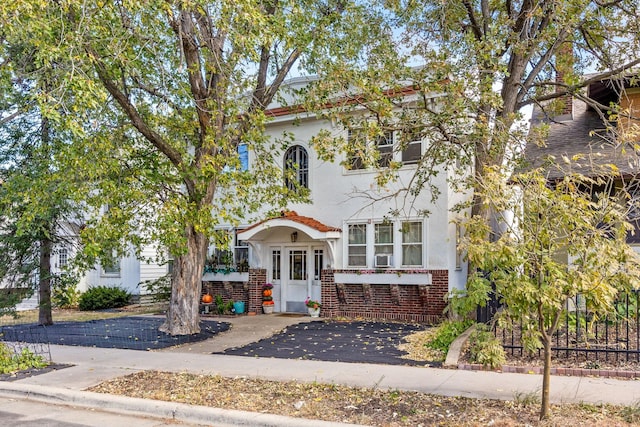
38, 237, 53, 326
159, 226, 208, 335
540, 337, 552, 420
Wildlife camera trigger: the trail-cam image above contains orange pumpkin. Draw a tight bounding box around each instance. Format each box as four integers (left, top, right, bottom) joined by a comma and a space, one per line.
263, 289, 272, 297
202, 294, 213, 304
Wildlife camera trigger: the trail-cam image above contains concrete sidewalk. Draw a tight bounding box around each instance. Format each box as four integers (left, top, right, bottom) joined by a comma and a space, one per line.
2, 314, 640, 426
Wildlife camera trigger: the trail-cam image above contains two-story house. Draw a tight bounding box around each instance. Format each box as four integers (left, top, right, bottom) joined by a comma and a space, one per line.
203, 77, 471, 322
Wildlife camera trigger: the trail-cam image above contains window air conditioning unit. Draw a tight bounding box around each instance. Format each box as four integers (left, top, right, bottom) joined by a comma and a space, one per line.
374, 254, 393, 268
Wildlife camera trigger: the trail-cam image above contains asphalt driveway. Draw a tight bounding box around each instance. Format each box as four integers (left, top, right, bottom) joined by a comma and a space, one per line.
215, 320, 435, 366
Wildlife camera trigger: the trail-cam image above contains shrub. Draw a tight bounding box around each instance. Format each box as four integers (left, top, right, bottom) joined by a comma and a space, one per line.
139, 274, 171, 302
426, 319, 474, 354
51, 273, 80, 308
468, 324, 506, 369
78, 285, 132, 311
0, 343, 48, 374
214, 295, 234, 314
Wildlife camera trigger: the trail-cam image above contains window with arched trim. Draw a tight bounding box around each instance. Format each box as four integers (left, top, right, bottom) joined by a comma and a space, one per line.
284, 145, 309, 190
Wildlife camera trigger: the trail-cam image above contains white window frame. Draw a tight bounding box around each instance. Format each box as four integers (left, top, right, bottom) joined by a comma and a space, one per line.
58, 247, 68, 268
345, 126, 423, 172
401, 221, 423, 267
347, 223, 367, 267
374, 222, 394, 257
101, 254, 121, 277
345, 220, 426, 268
400, 126, 424, 165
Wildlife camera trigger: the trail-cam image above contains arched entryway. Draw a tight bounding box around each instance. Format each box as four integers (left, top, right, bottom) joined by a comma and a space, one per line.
237, 211, 340, 313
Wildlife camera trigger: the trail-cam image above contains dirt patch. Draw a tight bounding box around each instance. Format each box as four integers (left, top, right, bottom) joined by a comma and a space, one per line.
88, 370, 640, 426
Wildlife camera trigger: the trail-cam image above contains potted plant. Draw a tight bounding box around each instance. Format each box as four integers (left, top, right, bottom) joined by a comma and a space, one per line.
262, 283, 274, 314
305, 297, 321, 318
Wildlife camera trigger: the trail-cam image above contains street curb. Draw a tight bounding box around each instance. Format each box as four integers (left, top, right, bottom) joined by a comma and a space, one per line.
0, 382, 366, 427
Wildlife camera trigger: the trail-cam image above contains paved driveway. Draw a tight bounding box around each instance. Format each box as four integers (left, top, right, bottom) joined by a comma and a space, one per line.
215, 320, 434, 366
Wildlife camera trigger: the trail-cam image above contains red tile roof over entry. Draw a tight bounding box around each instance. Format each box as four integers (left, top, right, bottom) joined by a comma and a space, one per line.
240, 211, 341, 234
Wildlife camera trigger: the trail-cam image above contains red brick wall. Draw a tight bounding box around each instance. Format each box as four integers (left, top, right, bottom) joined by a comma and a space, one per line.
202, 268, 449, 323
248, 268, 267, 314
321, 269, 448, 324
200, 268, 267, 314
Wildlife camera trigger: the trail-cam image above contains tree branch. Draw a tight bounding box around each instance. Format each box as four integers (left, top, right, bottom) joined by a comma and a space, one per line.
88, 48, 183, 169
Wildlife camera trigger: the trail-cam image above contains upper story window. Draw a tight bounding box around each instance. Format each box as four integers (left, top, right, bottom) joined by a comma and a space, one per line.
284, 145, 309, 190
347, 126, 423, 171
400, 126, 424, 165
375, 131, 394, 168
347, 129, 365, 170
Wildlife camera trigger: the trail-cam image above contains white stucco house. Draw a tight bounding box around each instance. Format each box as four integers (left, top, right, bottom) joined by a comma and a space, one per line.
204, 77, 471, 321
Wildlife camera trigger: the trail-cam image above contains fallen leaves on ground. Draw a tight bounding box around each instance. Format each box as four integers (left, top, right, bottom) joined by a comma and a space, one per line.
88, 371, 640, 426
398, 329, 444, 362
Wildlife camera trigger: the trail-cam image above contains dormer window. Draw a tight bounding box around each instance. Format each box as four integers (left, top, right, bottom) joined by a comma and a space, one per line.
284, 145, 308, 191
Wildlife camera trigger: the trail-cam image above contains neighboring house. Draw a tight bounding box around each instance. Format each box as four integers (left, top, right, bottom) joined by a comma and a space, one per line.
204, 78, 471, 322
525, 73, 640, 250
17, 220, 170, 310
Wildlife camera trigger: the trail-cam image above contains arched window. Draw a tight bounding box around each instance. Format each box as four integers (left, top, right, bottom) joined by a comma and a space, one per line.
284, 145, 308, 191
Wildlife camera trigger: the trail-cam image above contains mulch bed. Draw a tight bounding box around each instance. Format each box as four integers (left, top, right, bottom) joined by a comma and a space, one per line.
0, 316, 230, 351
215, 320, 440, 366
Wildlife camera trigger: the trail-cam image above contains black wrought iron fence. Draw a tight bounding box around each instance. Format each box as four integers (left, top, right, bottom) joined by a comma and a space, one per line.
487, 290, 640, 363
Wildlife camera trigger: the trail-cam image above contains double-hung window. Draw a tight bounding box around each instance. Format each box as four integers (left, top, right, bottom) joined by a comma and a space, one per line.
347, 130, 366, 170
401, 126, 423, 164
401, 221, 423, 266
375, 131, 394, 168
347, 224, 367, 266
374, 223, 393, 256
346, 220, 425, 268
347, 125, 423, 170
58, 248, 68, 268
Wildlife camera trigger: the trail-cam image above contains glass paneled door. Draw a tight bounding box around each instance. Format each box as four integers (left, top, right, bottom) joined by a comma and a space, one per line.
286, 249, 308, 312
270, 248, 282, 312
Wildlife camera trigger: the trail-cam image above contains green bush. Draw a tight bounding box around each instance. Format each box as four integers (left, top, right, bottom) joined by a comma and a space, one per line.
0, 343, 48, 374
214, 295, 234, 314
139, 274, 171, 302
51, 273, 80, 308
426, 319, 474, 354
468, 324, 506, 369
78, 285, 132, 311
